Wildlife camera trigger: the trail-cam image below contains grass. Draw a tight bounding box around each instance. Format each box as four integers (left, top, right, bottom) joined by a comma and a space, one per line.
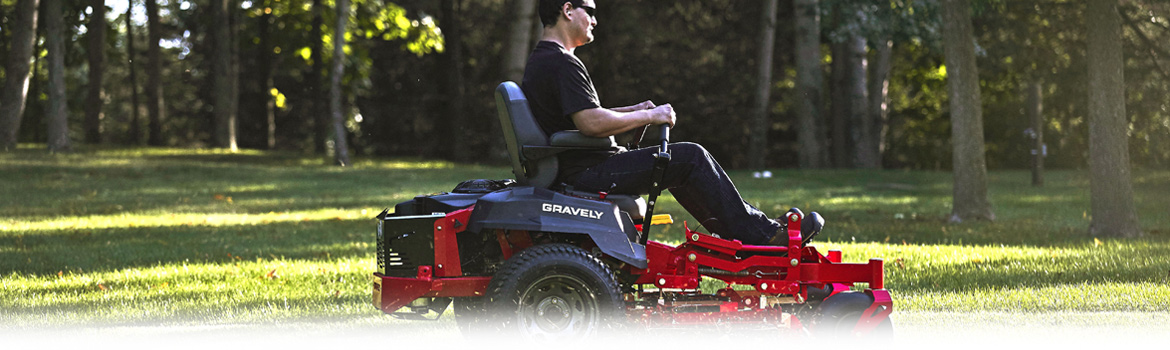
2, 146, 1169, 330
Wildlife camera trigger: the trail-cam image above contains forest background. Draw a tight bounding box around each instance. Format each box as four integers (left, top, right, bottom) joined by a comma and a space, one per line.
3, 0, 1169, 170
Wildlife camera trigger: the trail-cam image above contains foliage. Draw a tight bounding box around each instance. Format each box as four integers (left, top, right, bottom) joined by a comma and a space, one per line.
2, 0, 1170, 170
2, 148, 1169, 327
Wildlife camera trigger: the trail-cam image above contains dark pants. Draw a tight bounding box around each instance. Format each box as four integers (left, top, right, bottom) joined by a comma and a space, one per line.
570, 142, 780, 245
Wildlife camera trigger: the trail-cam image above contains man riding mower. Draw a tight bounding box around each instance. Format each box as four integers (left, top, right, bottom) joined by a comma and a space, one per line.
370, 82, 894, 339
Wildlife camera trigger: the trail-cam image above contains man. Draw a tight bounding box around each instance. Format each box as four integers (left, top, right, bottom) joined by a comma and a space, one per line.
521, 0, 784, 245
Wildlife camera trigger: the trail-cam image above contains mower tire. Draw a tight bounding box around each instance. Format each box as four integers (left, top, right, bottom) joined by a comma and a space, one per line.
810, 291, 893, 338
481, 243, 623, 340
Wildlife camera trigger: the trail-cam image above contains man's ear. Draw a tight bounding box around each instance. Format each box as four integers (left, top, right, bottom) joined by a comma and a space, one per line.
562, 2, 574, 19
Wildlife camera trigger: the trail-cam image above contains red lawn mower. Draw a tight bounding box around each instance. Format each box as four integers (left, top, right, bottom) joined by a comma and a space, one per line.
371, 82, 893, 339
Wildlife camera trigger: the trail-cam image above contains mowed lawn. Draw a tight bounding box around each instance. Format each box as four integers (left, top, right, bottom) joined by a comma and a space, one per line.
2, 146, 1169, 331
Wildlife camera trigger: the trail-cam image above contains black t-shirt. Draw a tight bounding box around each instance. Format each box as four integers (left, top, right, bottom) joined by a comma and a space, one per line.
521, 41, 618, 183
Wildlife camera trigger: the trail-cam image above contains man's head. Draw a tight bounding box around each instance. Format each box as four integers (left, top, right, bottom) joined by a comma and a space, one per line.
538, 0, 597, 46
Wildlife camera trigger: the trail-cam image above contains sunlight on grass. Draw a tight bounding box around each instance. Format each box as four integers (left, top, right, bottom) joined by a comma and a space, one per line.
821, 195, 921, 206
1, 257, 382, 326
1, 209, 378, 234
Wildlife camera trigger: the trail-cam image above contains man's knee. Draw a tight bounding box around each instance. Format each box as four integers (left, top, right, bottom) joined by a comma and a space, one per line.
670, 142, 710, 161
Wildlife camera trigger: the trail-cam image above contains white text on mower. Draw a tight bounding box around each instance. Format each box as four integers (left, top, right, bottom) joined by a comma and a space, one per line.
541, 203, 605, 220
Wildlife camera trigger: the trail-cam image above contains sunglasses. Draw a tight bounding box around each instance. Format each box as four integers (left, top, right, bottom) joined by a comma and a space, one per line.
574, 4, 596, 17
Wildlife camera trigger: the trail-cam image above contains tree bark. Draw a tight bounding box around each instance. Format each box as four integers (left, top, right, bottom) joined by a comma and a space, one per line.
212, 0, 238, 151
0, 0, 40, 151
44, 0, 72, 153
330, 0, 352, 166
749, 0, 778, 171
441, 0, 467, 161
866, 37, 893, 168
829, 37, 849, 167
85, 0, 107, 144
793, 0, 826, 169
1026, 80, 1043, 187
502, 0, 536, 83
846, 31, 871, 168
941, 0, 994, 222
1085, 0, 1142, 238
146, 0, 165, 146
257, 1, 276, 149
125, 4, 141, 145
310, 0, 327, 153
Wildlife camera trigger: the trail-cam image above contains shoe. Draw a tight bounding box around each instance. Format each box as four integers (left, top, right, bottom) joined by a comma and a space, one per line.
801, 212, 825, 245
768, 208, 825, 246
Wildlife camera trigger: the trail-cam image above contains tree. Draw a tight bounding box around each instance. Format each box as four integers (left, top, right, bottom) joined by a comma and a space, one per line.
440, 0, 467, 161
866, 37, 892, 168
941, 0, 993, 222
330, 0, 352, 166
502, 0, 536, 83
85, 0, 107, 144
44, 0, 72, 152
310, 0, 327, 153
845, 23, 871, 168
1026, 81, 1043, 187
212, 0, 239, 151
1085, 0, 1141, 238
748, 0, 778, 170
0, 0, 40, 151
828, 4, 868, 168
146, 0, 165, 146
255, 0, 276, 149
125, 2, 141, 145
793, 0, 826, 169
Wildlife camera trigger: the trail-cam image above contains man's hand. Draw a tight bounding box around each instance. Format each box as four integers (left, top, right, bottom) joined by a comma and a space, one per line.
651, 103, 676, 127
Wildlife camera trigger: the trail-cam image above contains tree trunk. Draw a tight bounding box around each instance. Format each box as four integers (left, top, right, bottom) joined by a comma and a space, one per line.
84, 0, 107, 144
212, 0, 238, 151
941, 0, 994, 222
1026, 80, 1043, 187
749, 0, 778, 170
125, 4, 141, 145
829, 37, 849, 168
1085, 0, 1142, 238
502, 0, 536, 83
793, 0, 826, 169
867, 37, 893, 168
441, 0, 467, 161
846, 31, 871, 168
44, 0, 72, 153
257, 1, 276, 149
330, 0, 351, 166
146, 0, 165, 146
310, 0, 327, 153
0, 0, 40, 151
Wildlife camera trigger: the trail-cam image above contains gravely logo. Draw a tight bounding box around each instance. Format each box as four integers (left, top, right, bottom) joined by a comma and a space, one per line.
541, 203, 605, 220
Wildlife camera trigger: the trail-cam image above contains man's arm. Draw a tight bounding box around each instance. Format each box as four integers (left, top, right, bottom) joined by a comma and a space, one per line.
571, 104, 676, 138
610, 100, 656, 113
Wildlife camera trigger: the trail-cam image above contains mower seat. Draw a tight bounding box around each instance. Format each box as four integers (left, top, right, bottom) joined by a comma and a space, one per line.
494, 81, 646, 220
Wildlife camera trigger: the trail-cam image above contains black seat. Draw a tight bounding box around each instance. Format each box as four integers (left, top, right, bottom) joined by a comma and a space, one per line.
494, 81, 647, 220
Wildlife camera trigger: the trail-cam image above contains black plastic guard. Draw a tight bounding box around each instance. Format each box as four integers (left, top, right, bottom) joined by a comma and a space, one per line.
467, 186, 647, 269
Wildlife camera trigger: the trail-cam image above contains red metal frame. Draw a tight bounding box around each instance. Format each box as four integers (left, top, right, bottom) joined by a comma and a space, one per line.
373, 206, 893, 334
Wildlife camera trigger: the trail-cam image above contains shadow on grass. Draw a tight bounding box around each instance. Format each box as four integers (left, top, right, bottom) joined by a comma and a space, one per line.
0, 161, 496, 220
1, 219, 374, 276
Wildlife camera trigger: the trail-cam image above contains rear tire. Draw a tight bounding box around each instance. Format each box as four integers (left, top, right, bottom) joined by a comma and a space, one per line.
481, 243, 623, 340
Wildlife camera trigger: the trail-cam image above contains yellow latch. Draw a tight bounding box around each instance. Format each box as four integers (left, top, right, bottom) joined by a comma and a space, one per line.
650, 214, 674, 225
